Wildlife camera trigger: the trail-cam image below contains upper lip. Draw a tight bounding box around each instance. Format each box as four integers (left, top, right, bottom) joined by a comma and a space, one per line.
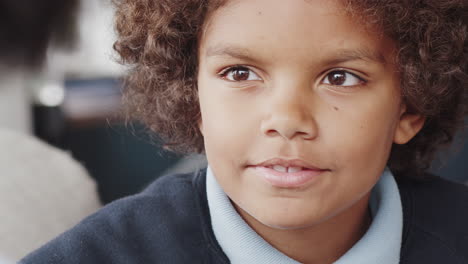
253, 158, 328, 170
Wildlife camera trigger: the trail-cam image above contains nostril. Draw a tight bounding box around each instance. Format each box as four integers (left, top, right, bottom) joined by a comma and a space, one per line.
261, 116, 318, 140
265, 129, 279, 137
298, 131, 314, 140
264, 128, 314, 140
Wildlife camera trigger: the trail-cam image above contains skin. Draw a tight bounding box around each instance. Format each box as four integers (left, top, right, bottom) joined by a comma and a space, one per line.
197, 0, 425, 263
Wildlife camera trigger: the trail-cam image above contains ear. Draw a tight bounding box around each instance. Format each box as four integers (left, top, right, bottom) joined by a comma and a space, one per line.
393, 104, 426, 144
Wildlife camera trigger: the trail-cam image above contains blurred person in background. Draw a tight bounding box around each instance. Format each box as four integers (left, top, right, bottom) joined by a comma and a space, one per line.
0, 0, 101, 261
0, 0, 78, 132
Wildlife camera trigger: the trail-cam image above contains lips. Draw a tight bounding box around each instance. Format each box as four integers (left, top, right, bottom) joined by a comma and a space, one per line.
270, 165, 303, 173
249, 158, 329, 188
254, 158, 325, 170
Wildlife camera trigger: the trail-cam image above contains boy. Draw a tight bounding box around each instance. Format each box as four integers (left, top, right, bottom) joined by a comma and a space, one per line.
21, 0, 468, 263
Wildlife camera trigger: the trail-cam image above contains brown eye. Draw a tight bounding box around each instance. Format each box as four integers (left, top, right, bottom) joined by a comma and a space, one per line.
323, 70, 364, 86
232, 68, 250, 81
221, 66, 261, 81
328, 71, 346, 85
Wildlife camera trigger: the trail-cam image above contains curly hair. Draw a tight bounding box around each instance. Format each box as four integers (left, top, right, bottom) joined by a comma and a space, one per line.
114, 0, 468, 179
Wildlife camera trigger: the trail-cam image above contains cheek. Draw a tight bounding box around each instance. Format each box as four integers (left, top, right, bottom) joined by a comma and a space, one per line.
198, 79, 258, 167
199, 76, 260, 132
312, 105, 399, 225
323, 98, 399, 173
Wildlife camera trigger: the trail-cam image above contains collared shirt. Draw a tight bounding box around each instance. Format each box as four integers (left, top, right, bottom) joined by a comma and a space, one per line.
206, 166, 403, 264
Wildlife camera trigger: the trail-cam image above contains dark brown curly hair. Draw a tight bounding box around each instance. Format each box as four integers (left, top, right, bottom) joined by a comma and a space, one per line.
113, 0, 468, 179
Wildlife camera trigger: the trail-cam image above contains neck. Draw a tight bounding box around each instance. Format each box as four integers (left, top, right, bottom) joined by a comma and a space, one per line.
235, 193, 372, 264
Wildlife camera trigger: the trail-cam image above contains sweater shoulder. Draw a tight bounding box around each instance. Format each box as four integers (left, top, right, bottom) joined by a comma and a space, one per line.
102, 170, 204, 226
398, 175, 468, 223
140, 170, 199, 199
90, 170, 204, 227
398, 175, 468, 263
20, 170, 211, 264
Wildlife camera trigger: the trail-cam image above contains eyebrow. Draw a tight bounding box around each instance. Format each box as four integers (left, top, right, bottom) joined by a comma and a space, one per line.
204, 44, 387, 65
326, 48, 387, 65
205, 45, 259, 62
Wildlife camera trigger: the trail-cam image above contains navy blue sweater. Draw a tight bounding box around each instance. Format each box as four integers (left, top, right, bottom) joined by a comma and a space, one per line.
21, 169, 468, 263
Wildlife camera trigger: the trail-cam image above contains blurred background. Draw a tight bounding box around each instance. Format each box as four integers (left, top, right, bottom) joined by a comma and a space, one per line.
0, 0, 206, 261
0, 0, 466, 262
1, 0, 206, 205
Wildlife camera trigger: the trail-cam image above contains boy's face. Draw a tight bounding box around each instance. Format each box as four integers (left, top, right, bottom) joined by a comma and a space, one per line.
197, 0, 423, 229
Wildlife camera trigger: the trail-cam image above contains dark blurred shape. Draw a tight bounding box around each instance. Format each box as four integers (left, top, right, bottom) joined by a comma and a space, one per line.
59, 123, 181, 204
0, 0, 79, 68
431, 121, 468, 183
34, 78, 182, 204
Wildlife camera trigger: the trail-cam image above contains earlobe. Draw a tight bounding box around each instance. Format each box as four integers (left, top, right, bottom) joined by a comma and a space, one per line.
393, 107, 426, 144
198, 119, 204, 136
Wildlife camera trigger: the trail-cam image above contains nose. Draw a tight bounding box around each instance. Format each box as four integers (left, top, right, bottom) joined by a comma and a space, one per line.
260, 88, 318, 141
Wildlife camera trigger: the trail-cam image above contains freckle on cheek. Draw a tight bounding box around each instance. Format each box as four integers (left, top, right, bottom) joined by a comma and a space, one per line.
333, 106, 339, 111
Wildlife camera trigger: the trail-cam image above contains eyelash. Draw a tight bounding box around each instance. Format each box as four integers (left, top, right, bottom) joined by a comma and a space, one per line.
218, 65, 259, 81
218, 65, 367, 87
322, 69, 367, 87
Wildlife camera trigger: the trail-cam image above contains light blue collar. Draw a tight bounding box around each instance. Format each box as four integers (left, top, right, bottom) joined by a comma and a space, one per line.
206, 166, 402, 264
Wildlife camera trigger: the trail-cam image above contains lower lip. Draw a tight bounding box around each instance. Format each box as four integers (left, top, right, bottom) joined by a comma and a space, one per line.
251, 166, 327, 188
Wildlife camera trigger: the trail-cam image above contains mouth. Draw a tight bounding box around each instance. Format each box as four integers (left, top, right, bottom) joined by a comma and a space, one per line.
248, 158, 330, 188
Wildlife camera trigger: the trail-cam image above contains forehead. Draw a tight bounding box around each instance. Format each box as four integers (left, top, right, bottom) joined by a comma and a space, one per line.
200, 0, 394, 67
